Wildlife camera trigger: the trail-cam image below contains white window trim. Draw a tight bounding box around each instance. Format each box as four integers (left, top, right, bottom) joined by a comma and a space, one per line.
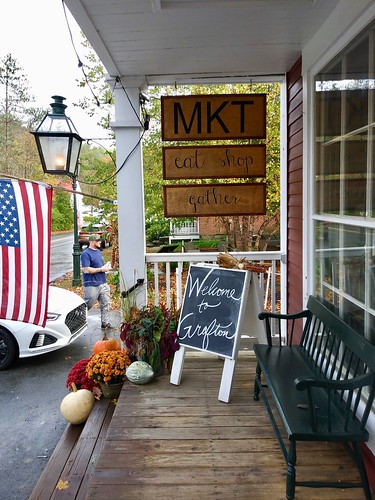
302, 1, 375, 452
302, 1, 375, 303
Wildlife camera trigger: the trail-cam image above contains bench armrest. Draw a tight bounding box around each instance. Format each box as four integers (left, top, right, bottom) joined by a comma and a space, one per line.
294, 373, 375, 432
258, 310, 309, 321
295, 373, 375, 392
258, 309, 310, 345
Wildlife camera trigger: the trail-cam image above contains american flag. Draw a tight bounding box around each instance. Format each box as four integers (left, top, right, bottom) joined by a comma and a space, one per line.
0, 179, 52, 327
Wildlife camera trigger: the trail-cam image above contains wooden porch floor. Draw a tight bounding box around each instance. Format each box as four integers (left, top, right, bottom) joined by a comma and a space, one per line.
31, 352, 368, 499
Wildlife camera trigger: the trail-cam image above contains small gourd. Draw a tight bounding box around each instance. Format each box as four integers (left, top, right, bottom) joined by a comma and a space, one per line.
126, 361, 154, 385
60, 383, 95, 425
93, 332, 121, 354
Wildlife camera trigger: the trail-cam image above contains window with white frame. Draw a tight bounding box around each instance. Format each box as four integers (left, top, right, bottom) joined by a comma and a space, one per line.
314, 22, 375, 345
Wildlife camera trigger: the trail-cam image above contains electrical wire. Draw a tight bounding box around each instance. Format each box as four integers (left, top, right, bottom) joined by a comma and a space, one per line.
78, 130, 146, 186
0, 172, 115, 203
61, 0, 100, 107
114, 77, 144, 128
61, 0, 149, 186
86, 139, 116, 166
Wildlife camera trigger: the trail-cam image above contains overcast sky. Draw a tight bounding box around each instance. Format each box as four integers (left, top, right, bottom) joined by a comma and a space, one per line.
1, 0, 109, 140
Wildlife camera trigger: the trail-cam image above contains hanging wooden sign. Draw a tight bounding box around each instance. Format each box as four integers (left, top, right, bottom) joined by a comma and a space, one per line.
163, 183, 266, 217
161, 94, 266, 141
162, 144, 266, 180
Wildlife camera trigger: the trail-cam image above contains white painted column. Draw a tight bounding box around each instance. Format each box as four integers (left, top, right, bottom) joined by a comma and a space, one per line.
109, 76, 147, 308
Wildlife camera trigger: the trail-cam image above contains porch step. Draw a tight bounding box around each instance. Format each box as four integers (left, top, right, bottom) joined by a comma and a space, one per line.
29, 398, 115, 500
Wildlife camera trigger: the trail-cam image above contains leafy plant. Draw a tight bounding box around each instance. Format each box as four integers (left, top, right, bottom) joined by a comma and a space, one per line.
120, 304, 180, 373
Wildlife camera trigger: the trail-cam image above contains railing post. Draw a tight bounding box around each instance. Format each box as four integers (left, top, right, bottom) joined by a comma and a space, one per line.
166, 262, 171, 309
176, 262, 184, 309
153, 262, 159, 305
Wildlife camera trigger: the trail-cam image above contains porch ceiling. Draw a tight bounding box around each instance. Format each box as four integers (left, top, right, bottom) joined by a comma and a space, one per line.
64, 0, 340, 86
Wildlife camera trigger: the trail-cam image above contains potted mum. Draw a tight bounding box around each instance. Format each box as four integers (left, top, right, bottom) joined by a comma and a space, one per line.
120, 303, 180, 374
86, 350, 132, 399
66, 358, 102, 399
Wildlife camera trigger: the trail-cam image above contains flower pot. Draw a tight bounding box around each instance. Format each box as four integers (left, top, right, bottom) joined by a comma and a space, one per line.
99, 381, 123, 399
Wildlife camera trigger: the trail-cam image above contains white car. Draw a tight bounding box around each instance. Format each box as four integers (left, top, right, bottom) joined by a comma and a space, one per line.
0, 286, 87, 370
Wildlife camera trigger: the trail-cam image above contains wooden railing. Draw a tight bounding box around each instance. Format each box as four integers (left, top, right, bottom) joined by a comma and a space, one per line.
145, 251, 284, 314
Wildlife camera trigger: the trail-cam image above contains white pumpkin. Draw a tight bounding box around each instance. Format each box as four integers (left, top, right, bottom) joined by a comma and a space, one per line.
60, 383, 95, 425
126, 361, 154, 385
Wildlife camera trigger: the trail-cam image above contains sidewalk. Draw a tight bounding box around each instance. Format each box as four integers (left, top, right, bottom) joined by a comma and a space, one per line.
86, 307, 123, 335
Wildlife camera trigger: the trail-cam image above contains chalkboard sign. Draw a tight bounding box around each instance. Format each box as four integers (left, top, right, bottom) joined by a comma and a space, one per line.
177, 265, 248, 358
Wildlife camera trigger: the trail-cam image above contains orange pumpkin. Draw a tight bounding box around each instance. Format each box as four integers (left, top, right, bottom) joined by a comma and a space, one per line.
93, 332, 121, 354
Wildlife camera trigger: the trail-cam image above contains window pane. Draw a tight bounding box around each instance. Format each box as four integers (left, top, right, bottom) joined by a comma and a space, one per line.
313, 22, 375, 345
342, 225, 365, 302
344, 33, 369, 132
342, 131, 367, 216
315, 222, 375, 340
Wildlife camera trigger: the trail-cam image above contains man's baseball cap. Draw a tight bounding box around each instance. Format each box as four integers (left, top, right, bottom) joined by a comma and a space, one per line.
89, 234, 101, 242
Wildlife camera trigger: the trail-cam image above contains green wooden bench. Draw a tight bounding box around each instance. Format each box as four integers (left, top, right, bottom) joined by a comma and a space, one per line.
253, 295, 375, 500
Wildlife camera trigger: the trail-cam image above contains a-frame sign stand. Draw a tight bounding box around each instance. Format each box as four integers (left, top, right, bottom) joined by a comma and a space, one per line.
170, 265, 266, 403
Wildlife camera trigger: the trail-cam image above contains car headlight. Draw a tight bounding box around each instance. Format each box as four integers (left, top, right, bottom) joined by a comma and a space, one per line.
46, 313, 61, 321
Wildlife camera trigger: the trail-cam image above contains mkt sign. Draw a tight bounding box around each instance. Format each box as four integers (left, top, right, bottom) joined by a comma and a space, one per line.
161, 94, 266, 141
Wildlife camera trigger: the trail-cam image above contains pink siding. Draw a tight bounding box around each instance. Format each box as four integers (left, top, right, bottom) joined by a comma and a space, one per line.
287, 58, 304, 320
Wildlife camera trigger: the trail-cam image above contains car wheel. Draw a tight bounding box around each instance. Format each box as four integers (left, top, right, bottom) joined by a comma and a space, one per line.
0, 329, 18, 370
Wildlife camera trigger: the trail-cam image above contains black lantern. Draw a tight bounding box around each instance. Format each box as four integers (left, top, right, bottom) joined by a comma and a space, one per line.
31, 95, 82, 177
32, 95, 83, 287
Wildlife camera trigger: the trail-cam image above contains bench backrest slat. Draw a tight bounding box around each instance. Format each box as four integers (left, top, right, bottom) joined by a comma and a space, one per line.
300, 296, 375, 430
304, 296, 375, 372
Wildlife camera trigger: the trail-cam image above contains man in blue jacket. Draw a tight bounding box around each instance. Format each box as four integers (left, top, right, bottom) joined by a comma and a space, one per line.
81, 234, 113, 329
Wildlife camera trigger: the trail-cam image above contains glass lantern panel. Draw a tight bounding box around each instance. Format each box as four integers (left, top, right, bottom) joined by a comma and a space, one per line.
39, 136, 69, 173
67, 137, 82, 176
39, 115, 72, 133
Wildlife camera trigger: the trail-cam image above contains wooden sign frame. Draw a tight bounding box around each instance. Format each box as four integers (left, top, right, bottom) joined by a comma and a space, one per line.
161, 94, 266, 141
162, 144, 266, 180
163, 182, 266, 217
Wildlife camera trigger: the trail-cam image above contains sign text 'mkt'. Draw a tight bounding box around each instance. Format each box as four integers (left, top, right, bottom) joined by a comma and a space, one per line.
161, 94, 266, 141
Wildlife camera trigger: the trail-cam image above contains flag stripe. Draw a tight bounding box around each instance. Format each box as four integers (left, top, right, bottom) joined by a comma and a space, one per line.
0, 246, 9, 319
11, 245, 21, 321
0, 179, 52, 327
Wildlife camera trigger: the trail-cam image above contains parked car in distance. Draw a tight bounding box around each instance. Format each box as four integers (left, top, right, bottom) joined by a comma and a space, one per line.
78, 223, 113, 250
0, 286, 88, 370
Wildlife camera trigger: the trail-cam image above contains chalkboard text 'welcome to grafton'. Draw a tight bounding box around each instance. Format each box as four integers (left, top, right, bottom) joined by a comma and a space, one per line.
178, 266, 245, 356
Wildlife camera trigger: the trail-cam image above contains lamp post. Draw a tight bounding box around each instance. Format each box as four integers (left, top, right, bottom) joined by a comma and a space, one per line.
31, 95, 83, 287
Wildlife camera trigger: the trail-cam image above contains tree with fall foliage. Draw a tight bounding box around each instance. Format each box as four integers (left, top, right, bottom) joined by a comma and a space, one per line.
75, 41, 282, 251
141, 83, 281, 251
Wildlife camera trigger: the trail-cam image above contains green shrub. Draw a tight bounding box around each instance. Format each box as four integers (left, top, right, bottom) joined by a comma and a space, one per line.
145, 217, 170, 243
51, 191, 73, 231
194, 239, 221, 249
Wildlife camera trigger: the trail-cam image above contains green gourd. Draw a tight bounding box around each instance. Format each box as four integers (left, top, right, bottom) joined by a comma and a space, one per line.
126, 361, 154, 385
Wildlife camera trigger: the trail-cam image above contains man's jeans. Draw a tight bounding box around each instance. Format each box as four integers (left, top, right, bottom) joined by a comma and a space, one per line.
83, 283, 110, 325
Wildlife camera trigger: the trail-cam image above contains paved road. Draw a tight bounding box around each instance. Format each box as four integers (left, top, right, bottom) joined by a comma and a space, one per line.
50, 233, 74, 282
0, 308, 122, 500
